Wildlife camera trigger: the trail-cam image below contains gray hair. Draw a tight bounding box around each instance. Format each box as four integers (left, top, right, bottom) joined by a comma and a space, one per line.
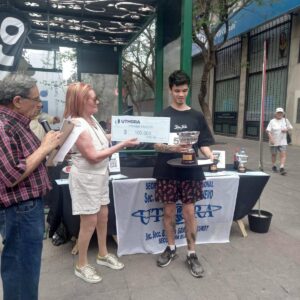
0, 73, 37, 106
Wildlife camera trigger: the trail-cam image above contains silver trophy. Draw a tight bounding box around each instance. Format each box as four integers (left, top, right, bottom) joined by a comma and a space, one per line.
177, 131, 200, 164
236, 148, 248, 173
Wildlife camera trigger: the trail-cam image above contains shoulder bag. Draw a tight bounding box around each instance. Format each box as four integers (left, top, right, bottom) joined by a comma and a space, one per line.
285, 118, 292, 145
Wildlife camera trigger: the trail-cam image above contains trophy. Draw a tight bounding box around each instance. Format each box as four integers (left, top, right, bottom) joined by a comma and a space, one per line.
236, 148, 248, 173
209, 152, 220, 172
177, 131, 200, 164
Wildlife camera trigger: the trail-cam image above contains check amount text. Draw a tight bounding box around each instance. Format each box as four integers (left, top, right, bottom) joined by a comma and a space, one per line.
134, 130, 152, 136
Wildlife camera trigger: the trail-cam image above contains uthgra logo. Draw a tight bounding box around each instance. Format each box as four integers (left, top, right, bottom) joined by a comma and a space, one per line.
132, 208, 164, 225
132, 203, 222, 225
116, 119, 141, 124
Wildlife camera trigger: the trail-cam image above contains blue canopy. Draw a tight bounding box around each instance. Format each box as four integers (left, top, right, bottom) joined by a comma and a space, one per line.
193, 0, 300, 56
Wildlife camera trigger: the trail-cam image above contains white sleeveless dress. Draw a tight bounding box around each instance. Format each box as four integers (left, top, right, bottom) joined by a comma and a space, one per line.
69, 117, 110, 215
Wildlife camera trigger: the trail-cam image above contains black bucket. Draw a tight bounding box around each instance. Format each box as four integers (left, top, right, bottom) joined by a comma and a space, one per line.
248, 210, 273, 233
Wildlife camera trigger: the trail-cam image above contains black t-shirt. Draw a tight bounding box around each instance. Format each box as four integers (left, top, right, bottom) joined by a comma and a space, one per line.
152, 106, 214, 181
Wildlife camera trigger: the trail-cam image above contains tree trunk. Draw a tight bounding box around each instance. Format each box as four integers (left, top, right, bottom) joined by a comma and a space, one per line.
131, 99, 142, 116
198, 58, 215, 134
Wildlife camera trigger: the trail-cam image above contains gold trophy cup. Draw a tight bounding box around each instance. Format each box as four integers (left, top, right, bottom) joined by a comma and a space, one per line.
177, 131, 200, 164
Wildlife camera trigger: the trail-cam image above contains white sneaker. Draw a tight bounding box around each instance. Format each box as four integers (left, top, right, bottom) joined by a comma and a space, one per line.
74, 264, 102, 283
97, 253, 124, 270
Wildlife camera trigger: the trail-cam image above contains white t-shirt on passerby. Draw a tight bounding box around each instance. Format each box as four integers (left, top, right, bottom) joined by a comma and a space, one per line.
266, 118, 293, 146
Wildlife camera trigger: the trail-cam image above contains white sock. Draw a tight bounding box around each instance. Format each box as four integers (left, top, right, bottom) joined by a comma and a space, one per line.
187, 250, 195, 257
168, 245, 176, 251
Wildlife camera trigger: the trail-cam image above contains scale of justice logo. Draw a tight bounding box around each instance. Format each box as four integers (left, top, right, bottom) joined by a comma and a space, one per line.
131, 203, 222, 225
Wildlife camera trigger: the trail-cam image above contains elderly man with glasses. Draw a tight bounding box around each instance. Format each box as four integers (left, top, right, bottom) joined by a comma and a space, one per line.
0, 73, 62, 300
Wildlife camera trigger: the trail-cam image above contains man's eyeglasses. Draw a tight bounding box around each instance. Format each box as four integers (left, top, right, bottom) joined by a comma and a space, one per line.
22, 96, 42, 103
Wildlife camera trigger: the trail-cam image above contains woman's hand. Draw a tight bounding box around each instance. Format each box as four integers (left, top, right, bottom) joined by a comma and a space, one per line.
122, 138, 140, 148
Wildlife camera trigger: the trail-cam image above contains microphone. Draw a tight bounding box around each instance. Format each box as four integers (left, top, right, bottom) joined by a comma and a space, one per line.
38, 117, 52, 133
38, 117, 61, 150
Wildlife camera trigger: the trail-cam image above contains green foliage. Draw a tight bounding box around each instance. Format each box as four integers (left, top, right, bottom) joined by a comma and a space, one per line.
192, 0, 269, 130
121, 20, 156, 114
193, 0, 274, 50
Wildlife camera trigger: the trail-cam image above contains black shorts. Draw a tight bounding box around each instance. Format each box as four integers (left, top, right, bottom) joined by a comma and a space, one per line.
155, 179, 203, 204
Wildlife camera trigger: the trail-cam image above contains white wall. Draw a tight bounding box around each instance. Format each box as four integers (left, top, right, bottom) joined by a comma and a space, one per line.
286, 12, 300, 145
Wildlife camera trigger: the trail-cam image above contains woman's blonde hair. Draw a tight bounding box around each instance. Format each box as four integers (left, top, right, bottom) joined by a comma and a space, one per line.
63, 82, 92, 118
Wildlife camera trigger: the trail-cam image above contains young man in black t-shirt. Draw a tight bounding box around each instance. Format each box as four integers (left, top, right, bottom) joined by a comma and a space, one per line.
153, 70, 214, 278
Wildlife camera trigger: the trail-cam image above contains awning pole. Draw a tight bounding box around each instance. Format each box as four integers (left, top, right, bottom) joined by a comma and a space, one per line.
259, 40, 267, 171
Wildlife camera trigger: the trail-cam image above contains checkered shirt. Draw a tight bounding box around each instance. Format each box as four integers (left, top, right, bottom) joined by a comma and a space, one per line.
0, 106, 51, 207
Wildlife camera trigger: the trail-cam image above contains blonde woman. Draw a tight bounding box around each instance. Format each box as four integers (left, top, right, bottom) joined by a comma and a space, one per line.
64, 82, 139, 283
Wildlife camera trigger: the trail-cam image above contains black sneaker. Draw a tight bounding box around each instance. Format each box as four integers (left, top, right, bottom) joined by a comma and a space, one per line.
272, 166, 278, 172
157, 246, 177, 267
186, 253, 204, 278
280, 168, 287, 175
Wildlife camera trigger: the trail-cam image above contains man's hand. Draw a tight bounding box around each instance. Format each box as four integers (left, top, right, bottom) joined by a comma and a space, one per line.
40, 131, 62, 155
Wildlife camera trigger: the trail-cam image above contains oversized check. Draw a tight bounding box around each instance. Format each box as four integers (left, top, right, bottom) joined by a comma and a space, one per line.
111, 116, 170, 143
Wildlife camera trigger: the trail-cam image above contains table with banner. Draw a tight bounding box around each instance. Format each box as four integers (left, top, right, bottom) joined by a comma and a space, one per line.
111, 168, 270, 256
47, 166, 270, 254
113, 174, 240, 256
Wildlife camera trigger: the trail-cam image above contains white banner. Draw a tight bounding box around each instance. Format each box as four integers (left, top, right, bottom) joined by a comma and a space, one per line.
33, 71, 66, 122
113, 175, 239, 256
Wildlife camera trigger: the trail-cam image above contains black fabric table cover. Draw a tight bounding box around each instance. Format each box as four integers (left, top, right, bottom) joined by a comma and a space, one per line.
233, 174, 269, 220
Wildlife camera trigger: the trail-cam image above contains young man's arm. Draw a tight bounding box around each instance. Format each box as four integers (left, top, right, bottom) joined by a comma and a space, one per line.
154, 143, 189, 153
199, 146, 214, 160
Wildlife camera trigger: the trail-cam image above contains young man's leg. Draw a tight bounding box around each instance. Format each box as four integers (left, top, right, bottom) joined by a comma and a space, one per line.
181, 181, 204, 278
182, 203, 197, 251
155, 179, 178, 267
163, 203, 177, 246
157, 203, 177, 267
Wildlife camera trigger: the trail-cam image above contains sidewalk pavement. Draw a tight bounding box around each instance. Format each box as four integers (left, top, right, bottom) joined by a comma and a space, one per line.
1, 135, 300, 299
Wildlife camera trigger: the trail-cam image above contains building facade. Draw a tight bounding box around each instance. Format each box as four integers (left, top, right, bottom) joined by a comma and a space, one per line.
192, 6, 300, 146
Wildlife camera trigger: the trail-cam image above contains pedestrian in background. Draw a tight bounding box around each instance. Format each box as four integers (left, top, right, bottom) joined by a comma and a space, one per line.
266, 107, 293, 175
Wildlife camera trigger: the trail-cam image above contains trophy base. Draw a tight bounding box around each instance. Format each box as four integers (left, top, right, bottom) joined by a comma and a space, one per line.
181, 152, 197, 165
209, 164, 218, 172
238, 165, 246, 173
